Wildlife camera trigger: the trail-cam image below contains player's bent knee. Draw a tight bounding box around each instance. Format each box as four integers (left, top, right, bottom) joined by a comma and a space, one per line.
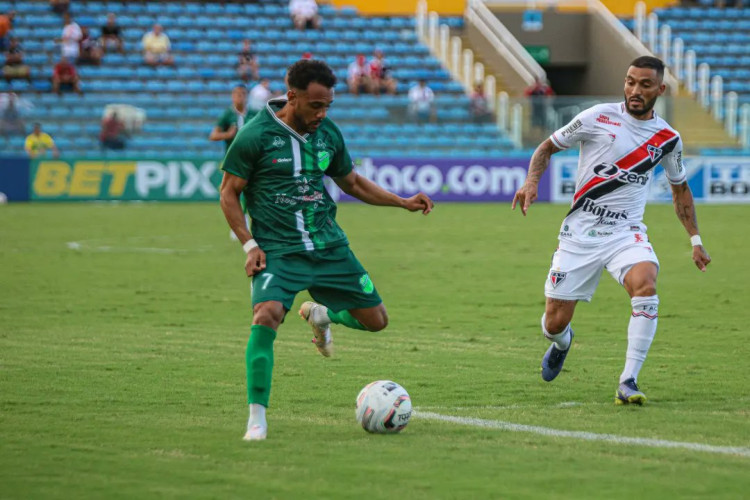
252, 302, 284, 329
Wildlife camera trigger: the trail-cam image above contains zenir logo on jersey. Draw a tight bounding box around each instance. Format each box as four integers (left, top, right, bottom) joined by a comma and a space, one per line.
647, 144, 663, 163
549, 271, 567, 288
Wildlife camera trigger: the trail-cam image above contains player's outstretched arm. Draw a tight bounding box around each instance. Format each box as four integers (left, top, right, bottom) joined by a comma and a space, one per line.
671, 181, 711, 272
209, 125, 237, 142
333, 171, 434, 215
512, 138, 561, 216
220, 172, 266, 276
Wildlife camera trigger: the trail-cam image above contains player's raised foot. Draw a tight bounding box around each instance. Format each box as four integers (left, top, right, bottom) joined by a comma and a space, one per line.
615, 377, 647, 406
299, 301, 333, 357
541, 331, 574, 382
243, 424, 267, 441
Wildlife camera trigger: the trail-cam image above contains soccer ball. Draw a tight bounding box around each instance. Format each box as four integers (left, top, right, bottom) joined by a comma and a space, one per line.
355, 380, 412, 433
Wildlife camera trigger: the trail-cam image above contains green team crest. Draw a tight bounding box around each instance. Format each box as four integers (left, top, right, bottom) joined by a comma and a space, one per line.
359, 273, 374, 294
317, 151, 331, 171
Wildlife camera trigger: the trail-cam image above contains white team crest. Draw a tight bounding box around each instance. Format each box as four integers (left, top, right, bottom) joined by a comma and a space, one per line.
647, 144, 663, 163
273, 136, 285, 148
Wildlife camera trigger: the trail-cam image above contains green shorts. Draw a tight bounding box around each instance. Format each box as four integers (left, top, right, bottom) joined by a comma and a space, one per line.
251, 245, 383, 313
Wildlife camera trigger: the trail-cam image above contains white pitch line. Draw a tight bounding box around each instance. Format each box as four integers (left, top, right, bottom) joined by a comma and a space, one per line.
415, 411, 750, 458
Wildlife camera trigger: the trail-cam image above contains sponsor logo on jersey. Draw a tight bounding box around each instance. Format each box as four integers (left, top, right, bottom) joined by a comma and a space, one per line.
568, 128, 679, 216
272, 157, 292, 163
592, 163, 649, 186
359, 273, 375, 294
272, 136, 285, 148
647, 144, 663, 163
608, 133, 617, 142
581, 198, 628, 225
596, 114, 622, 127
318, 151, 331, 171
549, 270, 567, 288
634, 233, 644, 243
560, 119, 582, 137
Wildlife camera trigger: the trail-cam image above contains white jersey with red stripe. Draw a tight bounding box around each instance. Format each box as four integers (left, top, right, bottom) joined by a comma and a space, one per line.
549, 102, 686, 246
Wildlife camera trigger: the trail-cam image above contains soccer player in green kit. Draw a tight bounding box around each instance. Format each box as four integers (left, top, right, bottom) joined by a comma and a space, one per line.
210, 84, 255, 240
219, 60, 434, 441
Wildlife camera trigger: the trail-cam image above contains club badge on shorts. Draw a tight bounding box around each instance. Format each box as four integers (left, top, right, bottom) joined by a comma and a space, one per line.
550, 270, 567, 288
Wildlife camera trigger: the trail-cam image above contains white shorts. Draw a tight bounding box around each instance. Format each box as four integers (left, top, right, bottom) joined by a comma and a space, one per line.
544, 232, 659, 302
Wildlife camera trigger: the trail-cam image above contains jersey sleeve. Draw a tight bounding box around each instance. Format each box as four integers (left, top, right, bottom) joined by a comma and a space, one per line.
325, 122, 353, 178
216, 110, 230, 130
221, 127, 259, 180
550, 108, 597, 150
661, 136, 687, 185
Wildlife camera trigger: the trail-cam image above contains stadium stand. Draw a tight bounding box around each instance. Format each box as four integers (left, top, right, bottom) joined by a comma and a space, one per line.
0, 0, 517, 159
619, 3, 750, 154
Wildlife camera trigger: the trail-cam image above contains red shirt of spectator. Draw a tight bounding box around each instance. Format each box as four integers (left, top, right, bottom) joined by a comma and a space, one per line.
53, 60, 77, 80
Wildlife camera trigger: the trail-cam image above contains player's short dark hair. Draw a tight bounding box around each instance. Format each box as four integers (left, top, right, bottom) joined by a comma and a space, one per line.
287, 59, 337, 91
629, 56, 665, 79
233, 84, 247, 92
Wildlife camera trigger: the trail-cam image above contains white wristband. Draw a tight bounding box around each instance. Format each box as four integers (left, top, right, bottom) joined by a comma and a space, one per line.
690, 235, 702, 247
242, 239, 258, 254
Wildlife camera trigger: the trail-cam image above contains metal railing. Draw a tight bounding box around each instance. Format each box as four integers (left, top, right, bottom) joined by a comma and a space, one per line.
633, 1, 748, 146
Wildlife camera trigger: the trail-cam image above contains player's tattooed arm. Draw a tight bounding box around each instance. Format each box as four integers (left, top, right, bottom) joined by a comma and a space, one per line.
671, 181, 711, 272
671, 181, 699, 234
512, 139, 562, 215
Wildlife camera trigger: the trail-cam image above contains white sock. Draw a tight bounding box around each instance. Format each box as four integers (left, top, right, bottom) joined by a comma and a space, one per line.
541, 314, 571, 350
248, 403, 267, 429
620, 295, 659, 383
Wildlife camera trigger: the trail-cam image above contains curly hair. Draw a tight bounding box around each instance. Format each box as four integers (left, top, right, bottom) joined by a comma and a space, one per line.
286, 59, 337, 91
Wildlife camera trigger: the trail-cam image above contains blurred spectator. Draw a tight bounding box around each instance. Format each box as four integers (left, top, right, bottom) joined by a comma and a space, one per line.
3, 38, 31, 83
25, 123, 59, 158
52, 56, 82, 95
142, 24, 174, 67
408, 79, 435, 123
59, 13, 82, 60
0, 11, 15, 52
237, 39, 259, 82
369, 49, 397, 95
347, 54, 370, 95
470, 82, 493, 123
101, 13, 124, 54
210, 85, 253, 150
290, 0, 320, 30
524, 77, 554, 130
249, 79, 272, 112
100, 111, 127, 150
0, 92, 26, 140
78, 26, 102, 65
50, 0, 70, 15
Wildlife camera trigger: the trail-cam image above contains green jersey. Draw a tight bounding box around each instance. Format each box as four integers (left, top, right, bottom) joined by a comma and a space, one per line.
221, 97, 354, 256
216, 106, 256, 150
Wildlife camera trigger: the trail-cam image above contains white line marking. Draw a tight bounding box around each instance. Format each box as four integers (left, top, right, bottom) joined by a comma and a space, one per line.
66, 241, 213, 254
415, 411, 750, 458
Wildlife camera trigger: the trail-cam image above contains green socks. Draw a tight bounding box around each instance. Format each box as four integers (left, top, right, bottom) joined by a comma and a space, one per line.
247, 324, 276, 407
327, 309, 368, 331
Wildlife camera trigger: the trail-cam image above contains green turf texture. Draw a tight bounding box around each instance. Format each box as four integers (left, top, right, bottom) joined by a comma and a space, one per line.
1, 202, 748, 499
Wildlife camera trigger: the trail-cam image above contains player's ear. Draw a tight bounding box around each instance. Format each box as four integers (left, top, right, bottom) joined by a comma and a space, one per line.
658, 82, 666, 96
287, 89, 296, 104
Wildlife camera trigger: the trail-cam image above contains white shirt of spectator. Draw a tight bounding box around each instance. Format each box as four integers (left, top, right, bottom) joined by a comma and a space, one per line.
409, 85, 434, 112
347, 61, 369, 81
61, 21, 82, 58
249, 83, 272, 112
290, 0, 318, 18
142, 32, 171, 54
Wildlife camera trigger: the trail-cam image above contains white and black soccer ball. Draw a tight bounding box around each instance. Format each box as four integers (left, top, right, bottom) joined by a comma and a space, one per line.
355, 380, 412, 434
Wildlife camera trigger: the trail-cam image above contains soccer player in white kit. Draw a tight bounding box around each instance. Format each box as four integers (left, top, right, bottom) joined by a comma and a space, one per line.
512, 56, 712, 405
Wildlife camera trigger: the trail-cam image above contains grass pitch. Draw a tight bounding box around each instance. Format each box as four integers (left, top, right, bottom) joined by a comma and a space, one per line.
1, 202, 749, 499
